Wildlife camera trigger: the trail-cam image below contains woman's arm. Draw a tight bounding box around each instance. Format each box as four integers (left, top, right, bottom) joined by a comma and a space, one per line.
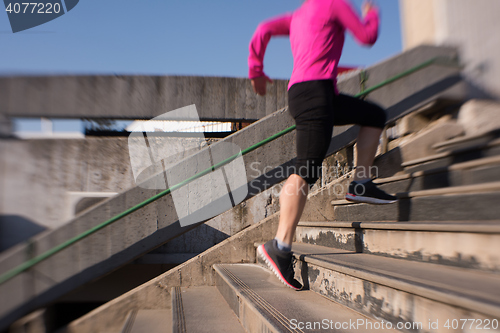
332, 0, 379, 45
248, 14, 292, 80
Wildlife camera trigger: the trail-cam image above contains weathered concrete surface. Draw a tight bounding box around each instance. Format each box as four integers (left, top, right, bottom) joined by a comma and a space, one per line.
0, 135, 217, 255
0, 45, 464, 330
301, 172, 352, 222
8, 309, 46, 333
0, 76, 289, 122
0, 136, 219, 232
296, 257, 500, 333
392, 99, 458, 138
352, 45, 464, 117
395, 112, 430, 138
401, 0, 500, 98
60, 167, 364, 333
296, 226, 360, 252
458, 99, 500, 136
0, 115, 12, 138
68, 192, 118, 219
0, 45, 463, 122
333, 191, 500, 222
215, 264, 398, 333
124, 309, 172, 333
153, 182, 282, 255
0, 138, 136, 231
363, 228, 500, 272
400, 0, 437, 49
397, 116, 464, 162
378, 164, 500, 196
293, 243, 500, 323
172, 287, 244, 333
403, 138, 500, 174
62, 213, 280, 333
0, 107, 296, 332
296, 223, 500, 273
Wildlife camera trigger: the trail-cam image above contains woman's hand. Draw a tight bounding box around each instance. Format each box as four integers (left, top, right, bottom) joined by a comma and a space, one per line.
251, 75, 273, 96
362, 1, 377, 17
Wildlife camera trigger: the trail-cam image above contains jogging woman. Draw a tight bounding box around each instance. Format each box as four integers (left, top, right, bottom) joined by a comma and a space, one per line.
249, 0, 398, 290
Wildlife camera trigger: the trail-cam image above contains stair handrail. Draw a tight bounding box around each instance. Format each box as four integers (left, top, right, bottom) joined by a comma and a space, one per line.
0, 56, 459, 285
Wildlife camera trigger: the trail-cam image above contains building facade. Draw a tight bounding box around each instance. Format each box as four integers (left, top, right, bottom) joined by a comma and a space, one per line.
400, 0, 500, 98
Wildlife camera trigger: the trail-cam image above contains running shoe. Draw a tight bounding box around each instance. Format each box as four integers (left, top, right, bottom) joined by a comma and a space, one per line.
257, 239, 303, 290
345, 180, 398, 204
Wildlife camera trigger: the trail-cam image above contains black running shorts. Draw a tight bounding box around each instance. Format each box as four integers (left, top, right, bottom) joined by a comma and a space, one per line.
287, 79, 387, 185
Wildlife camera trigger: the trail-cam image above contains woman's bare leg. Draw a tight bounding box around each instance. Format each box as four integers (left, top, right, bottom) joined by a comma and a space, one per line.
353, 126, 383, 181
275, 174, 309, 245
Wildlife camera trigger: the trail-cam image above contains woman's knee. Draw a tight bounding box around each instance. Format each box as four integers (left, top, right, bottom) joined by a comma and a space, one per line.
293, 159, 322, 185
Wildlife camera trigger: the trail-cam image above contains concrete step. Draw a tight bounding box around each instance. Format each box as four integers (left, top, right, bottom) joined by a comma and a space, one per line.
327, 154, 500, 201
295, 221, 500, 273
432, 128, 500, 153
120, 309, 171, 333
401, 136, 500, 174
171, 286, 245, 333
305, 152, 500, 212
214, 263, 399, 333
374, 155, 500, 195
287, 243, 500, 331
331, 182, 500, 222
61, 211, 282, 333
385, 115, 465, 164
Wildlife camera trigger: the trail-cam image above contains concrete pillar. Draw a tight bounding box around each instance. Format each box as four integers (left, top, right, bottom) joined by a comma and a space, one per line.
400, 0, 500, 97
399, 0, 437, 50
0, 114, 12, 138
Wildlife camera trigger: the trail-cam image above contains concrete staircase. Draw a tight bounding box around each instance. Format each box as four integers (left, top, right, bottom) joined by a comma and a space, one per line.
146, 127, 500, 333
283, 127, 500, 332
1, 45, 466, 332
120, 309, 171, 333
55, 82, 500, 332
120, 265, 401, 333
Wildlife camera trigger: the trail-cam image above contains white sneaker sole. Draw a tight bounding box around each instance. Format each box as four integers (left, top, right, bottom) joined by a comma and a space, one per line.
257, 245, 301, 290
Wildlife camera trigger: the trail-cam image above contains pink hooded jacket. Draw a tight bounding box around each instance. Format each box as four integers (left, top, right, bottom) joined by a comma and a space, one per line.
248, 0, 379, 92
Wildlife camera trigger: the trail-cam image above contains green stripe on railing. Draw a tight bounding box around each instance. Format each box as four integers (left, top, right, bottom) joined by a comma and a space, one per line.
0, 56, 451, 285
356, 57, 436, 98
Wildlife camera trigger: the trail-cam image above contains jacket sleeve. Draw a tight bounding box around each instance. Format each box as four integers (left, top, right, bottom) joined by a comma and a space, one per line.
332, 0, 379, 45
248, 14, 292, 79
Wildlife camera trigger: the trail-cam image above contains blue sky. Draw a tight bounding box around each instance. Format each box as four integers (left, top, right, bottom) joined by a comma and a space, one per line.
1, 0, 402, 131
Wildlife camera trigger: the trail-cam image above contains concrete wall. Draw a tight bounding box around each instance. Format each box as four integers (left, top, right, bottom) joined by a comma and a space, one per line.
400, 0, 500, 98
0, 76, 289, 122
0, 136, 214, 252
0, 115, 12, 138
399, 0, 436, 48
0, 138, 135, 231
